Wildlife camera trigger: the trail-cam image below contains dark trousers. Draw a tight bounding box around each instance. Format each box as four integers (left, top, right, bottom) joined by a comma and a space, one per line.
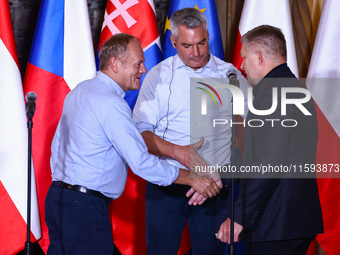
145, 182, 229, 255
246, 237, 316, 255
45, 184, 114, 255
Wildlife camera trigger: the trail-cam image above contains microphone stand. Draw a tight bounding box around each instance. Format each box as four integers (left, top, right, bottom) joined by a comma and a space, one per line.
229, 95, 236, 255
228, 73, 239, 255
25, 111, 34, 255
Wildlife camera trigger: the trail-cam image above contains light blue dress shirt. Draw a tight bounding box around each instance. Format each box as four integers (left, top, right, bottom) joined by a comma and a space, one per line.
133, 54, 249, 169
50, 71, 179, 199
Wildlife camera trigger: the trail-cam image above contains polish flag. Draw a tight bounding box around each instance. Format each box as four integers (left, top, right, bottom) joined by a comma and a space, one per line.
23, 0, 96, 252
306, 0, 340, 253
232, 0, 299, 77
0, 0, 41, 253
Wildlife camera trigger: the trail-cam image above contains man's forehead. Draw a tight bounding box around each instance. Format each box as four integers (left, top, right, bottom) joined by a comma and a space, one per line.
177, 25, 207, 42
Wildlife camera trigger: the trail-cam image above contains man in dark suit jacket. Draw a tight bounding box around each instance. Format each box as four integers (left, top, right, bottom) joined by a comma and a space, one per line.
217, 25, 323, 255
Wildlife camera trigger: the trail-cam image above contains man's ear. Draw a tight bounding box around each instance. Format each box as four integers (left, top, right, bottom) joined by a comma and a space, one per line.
170, 35, 177, 48
255, 50, 264, 65
109, 57, 119, 73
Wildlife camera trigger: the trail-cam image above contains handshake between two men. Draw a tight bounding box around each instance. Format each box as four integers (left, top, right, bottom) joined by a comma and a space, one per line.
172, 137, 224, 206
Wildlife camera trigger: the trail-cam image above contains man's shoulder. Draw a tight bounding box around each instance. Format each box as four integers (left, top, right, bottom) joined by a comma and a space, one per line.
148, 56, 174, 73
210, 54, 238, 72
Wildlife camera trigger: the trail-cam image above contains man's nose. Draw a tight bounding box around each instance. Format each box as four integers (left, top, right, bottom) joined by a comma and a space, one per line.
140, 64, 147, 74
192, 45, 199, 56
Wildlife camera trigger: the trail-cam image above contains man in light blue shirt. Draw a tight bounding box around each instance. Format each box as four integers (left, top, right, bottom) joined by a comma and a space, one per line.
45, 33, 221, 255
133, 8, 249, 255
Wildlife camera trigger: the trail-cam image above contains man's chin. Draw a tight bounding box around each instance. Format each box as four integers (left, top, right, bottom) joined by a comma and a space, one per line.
188, 62, 205, 70
132, 83, 141, 90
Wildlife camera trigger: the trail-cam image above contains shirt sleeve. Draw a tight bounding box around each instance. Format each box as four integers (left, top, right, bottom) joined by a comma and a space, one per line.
134, 121, 154, 133
98, 97, 179, 186
133, 67, 160, 130
50, 121, 61, 175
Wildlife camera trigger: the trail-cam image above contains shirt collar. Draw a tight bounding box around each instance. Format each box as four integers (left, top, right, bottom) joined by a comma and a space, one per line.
173, 51, 218, 73
96, 71, 126, 98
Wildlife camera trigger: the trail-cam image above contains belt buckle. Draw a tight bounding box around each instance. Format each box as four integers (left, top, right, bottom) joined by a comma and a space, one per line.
77, 185, 87, 194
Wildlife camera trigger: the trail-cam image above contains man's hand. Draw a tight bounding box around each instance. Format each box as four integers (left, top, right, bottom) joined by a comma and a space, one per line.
186, 189, 207, 205
217, 218, 244, 243
173, 137, 208, 171
188, 171, 222, 198
186, 177, 223, 205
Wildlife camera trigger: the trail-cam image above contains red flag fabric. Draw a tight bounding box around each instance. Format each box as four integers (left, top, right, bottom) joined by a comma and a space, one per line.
306, 0, 340, 254
0, 0, 41, 253
98, 1, 163, 254
232, 0, 299, 77
23, 0, 96, 252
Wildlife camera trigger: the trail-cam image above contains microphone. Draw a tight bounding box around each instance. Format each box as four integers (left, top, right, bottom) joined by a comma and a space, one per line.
227, 69, 240, 88
25, 92, 37, 120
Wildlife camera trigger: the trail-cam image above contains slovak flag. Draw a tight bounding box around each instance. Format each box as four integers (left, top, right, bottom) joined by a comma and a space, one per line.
98, 1, 163, 254
0, 0, 41, 253
99, 0, 163, 109
23, 0, 96, 252
232, 0, 299, 77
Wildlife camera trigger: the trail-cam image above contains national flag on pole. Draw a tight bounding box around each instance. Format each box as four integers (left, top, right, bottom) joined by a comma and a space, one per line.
98, 1, 163, 254
0, 0, 41, 253
99, 0, 163, 110
306, 0, 340, 254
162, 0, 224, 60
232, 0, 299, 77
23, 0, 96, 252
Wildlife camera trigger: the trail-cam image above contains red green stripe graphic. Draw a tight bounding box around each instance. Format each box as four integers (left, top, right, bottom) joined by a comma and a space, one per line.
197, 82, 222, 106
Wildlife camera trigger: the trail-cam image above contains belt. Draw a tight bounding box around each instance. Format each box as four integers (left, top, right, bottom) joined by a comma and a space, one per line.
52, 181, 112, 203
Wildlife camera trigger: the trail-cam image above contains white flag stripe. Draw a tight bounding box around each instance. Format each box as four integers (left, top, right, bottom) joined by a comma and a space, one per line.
0, 39, 41, 238
239, 0, 299, 77
64, 0, 96, 90
306, 0, 340, 137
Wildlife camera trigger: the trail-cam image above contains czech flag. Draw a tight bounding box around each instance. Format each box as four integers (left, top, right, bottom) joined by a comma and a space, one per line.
23, 0, 96, 252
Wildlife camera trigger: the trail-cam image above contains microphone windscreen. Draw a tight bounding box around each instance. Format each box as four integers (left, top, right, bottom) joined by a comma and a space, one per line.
25, 92, 37, 103
227, 69, 238, 79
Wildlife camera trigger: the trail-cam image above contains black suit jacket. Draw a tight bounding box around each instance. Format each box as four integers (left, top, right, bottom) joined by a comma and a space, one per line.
235, 64, 323, 242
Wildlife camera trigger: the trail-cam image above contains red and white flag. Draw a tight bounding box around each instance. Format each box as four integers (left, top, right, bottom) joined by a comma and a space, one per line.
232, 0, 299, 77
306, 0, 340, 254
0, 0, 41, 253
23, 0, 96, 252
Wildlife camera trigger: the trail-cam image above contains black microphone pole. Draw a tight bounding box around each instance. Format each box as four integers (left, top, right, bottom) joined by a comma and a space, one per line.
228, 72, 239, 255
24, 92, 37, 255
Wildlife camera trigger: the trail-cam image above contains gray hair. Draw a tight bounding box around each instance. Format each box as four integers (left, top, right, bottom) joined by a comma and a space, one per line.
241, 25, 287, 61
170, 8, 207, 39
99, 33, 137, 70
